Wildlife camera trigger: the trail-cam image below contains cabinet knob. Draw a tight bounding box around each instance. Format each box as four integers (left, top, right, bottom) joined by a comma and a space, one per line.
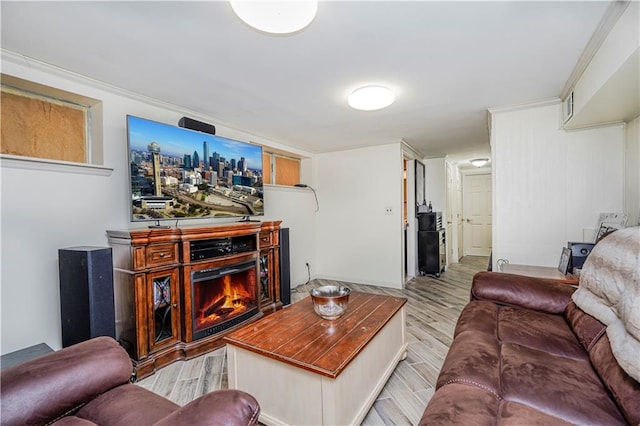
159, 253, 166, 258
172, 303, 177, 308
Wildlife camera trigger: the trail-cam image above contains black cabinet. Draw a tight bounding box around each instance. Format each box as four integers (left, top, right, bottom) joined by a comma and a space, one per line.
417, 213, 446, 276
417, 212, 441, 231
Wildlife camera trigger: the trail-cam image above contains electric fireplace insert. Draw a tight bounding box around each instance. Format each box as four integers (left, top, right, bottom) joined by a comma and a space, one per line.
190, 259, 259, 341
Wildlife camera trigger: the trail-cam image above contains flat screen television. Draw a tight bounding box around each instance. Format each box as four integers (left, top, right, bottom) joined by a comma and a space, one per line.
127, 115, 264, 223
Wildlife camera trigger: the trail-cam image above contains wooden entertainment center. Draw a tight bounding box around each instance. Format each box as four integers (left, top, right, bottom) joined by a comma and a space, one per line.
106, 221, 284, 379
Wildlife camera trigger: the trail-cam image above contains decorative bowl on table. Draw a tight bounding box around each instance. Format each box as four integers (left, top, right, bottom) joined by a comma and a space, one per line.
309, 285, 351, 320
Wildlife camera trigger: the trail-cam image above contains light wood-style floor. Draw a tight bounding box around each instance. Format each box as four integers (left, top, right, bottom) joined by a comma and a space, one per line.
137, 256, 488, 425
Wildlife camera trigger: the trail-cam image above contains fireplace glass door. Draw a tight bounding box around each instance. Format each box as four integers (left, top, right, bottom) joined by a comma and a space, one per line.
191, 260, 259, 340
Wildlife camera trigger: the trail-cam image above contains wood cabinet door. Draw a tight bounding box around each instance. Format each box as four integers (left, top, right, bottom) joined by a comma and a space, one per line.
259, 248, 275, 307
146, 268, 181, 352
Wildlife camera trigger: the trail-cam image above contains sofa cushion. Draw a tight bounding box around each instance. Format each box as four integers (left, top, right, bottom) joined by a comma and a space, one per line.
500, 342, 625, 425
418, 383, 500, 425
497, 306, 587, 359
154, 389, 261, 426
498, 401, 574, 426
419, 383, 576, 426
589, 334, 640, 425
452, 300, 499, 338
76, 384, 179, 426
435, 328, 501, 396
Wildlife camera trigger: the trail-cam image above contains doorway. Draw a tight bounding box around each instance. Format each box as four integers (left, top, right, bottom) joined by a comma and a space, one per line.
402, 155, 417, 284
403, 158, 408, 279
462, 172, 492, 256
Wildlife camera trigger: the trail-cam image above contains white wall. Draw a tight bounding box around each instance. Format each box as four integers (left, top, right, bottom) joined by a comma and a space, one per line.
315, 143, 404, 289
0, 52, 316, 354
490, 100, 624, 267
262, 186, 317, 287
625, 116, 640, 226
565, 124, 625, 239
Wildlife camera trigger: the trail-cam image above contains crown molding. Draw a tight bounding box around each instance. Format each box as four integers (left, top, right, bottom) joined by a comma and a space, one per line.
488, 98, 560, 115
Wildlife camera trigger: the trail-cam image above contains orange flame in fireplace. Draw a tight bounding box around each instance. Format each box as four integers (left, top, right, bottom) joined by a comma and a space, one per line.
220, 276, 243, 309
198, 274, 251, 329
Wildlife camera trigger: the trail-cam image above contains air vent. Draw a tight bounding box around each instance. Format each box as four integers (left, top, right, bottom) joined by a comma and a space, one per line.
563, 91, 574, 123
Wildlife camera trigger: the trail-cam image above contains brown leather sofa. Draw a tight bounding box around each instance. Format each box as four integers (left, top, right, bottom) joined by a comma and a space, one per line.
1, 336, 260, 426
420, 272, 640, 425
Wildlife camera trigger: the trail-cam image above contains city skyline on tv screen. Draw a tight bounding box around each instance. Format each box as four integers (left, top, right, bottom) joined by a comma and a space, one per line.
127, 115, 264, 222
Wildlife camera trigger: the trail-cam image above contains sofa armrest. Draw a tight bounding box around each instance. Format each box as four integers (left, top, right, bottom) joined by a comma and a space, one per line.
1, 336, 133, 426
154, 389, 260, 426
471, 271, 576, 314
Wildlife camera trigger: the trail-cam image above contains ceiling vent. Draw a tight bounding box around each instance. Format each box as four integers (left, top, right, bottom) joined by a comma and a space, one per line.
563, 91, 574, 123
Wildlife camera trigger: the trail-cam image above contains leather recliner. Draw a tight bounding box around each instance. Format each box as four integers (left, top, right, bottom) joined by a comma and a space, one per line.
1, 336, 260, 426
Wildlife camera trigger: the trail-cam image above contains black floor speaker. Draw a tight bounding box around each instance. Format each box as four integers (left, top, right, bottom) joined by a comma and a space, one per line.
279, 228, 291, 306
58, 246, 115, 347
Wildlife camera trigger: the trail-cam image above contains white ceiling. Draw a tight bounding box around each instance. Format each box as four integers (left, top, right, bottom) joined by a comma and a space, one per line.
1, 1, 612, 160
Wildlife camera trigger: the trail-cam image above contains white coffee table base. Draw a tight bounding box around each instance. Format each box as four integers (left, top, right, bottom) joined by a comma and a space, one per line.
226, 307, 407, 426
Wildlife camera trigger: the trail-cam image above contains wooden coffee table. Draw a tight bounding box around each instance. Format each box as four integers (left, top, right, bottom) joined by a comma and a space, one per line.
224, 291, 407, 426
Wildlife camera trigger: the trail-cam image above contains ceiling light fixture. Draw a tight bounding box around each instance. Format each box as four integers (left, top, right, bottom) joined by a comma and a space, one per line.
348, 86, 395, 111
229, 0, 318, 35
470, 158, 489, 167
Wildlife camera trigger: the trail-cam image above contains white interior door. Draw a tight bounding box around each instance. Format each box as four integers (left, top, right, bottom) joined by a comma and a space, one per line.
463, 173, 492, 256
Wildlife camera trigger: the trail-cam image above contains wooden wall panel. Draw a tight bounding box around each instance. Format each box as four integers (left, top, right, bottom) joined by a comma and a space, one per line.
274, 155, 300, 186
1, 89, 86, 163
262, 152, 272, 184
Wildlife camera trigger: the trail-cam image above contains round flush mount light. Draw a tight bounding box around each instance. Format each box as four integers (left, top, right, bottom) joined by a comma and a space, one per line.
348, 86, 395, 111
470, 158, 490, 167
229, 0, 318, 34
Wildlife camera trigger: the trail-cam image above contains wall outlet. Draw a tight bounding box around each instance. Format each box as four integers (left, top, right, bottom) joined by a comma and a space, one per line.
384, 206, 393, 215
